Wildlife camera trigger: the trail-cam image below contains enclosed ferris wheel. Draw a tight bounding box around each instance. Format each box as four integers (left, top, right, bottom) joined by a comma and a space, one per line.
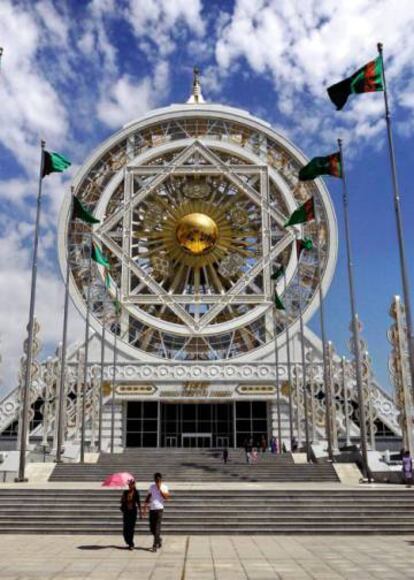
59, 79, 337, 366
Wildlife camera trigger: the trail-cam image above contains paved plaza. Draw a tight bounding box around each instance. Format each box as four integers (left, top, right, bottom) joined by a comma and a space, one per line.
1, 534, 414, 579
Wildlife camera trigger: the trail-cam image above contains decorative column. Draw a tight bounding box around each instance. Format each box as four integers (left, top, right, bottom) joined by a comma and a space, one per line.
75, 349, 85, 441
292, 364, 302, 447
326, 341, 338, 451
16, 318, 42, 450
342, 357, 353, 447
362, 350, 377, 451
41, 357, 56, 448
306, 349, 319, 443
348, 317, 376, 454
89, 365, 100, 450
388, 295, 413, 456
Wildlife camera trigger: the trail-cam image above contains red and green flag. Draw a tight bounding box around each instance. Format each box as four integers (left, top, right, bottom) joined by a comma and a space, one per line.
296, 238, 313, 259
284, 198, 315, 227
73, 195, 100, 224
274, 290, 285, 311
327, 56, 383, 111
271, 265, 285, 280
42, 150, 71, 177
299, 153, 342, 181
91, 244, 110, 268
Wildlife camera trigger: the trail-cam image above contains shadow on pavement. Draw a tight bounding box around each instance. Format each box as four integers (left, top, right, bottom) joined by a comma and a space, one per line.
78, 545, 153, 552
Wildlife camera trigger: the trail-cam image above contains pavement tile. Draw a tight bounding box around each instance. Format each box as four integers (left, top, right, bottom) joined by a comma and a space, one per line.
1, 534, 414, 580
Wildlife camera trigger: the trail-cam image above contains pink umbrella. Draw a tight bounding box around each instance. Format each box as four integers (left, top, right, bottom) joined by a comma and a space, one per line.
102, 472, 135, 487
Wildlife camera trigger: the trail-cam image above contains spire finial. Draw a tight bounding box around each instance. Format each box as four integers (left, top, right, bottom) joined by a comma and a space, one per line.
187, 66, 205, 104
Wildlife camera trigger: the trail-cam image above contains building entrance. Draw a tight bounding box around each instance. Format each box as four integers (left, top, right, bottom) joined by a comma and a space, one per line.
182, 433, 212, 448
125, 401, 269, 448
161, 403, 233, 448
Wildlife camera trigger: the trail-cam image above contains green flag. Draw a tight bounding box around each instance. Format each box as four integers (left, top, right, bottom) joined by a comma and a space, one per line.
73, 195, 100, 224
296, 238, 313, 259
91, 244, 109, 268
299, 153, 342, 181
114, 298, 121, 317
271, 265, 285, 280
42, 150, 71, 177
105, 271, 112, 289
274, 290, 285, 310
327, 56, 383, 111
284, 198, 315, 227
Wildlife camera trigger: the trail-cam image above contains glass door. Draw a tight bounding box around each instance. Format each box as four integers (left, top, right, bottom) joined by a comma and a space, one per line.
165, 436, 177, 447
217, 436, 229, 448
182, 433, 212, 448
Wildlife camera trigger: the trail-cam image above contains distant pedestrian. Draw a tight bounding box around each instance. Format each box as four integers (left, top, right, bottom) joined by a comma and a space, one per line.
270, 437, 278, 454
260, 435, 267, 453
145, 472, 170, 552
251, 448, 259, 463
402, 450, 413, 488
245, 439, 253, 464
120, 479, 143, 549
223, 448, 229, 464
291, 437, 298, 453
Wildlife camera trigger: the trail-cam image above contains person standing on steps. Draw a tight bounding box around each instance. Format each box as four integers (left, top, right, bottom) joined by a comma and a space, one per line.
120, 479, 143, 550
144, 472, 170, 552
223, 447, 229, 464
402, 450, 413, 488
244, 438, 253, 464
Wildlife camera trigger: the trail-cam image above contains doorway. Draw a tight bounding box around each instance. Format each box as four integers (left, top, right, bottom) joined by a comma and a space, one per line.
182, 433, 212, 448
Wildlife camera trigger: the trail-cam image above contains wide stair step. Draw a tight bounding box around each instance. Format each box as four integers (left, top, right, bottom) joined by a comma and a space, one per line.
0, 489, 413, 534
49, 449, 338, 483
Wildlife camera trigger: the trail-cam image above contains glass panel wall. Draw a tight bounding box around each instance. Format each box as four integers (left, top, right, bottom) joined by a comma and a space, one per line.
126, 402, 158, 447
235, 401, 268, 447
160, 403, 233, 447
125, 400, 269, 448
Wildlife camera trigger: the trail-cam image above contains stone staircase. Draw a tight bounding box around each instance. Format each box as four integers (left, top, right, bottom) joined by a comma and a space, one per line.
49, 449, 339, 483
0, 488, 414, 534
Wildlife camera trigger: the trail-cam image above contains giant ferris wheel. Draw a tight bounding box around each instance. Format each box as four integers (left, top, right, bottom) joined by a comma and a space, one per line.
58, 78, 338, 365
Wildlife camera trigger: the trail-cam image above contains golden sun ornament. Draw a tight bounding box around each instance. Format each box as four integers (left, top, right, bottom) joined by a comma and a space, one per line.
176, 213, 218, 255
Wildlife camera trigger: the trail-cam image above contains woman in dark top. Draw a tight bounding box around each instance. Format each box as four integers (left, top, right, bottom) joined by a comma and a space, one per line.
120, 479, 143, 549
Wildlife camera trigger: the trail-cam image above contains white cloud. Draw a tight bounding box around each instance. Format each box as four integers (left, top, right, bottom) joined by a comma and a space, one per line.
0, 1, 69, 171
97, 61, 169, 128
0, 219, 84, 396
214, 0, 414, 150
126, 0, 205, 56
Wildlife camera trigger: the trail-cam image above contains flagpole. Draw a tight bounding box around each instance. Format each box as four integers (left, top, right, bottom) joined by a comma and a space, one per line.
80, 233, 93, 463
272, 291, 283, 453
110, 288, 119, 454
283, 270, 295, 450
377, 43, 414, 402
56, 191, 74, 463
315, 214, 334, 460
296, 237, 311, 462
17, 139, 45, 482
337, 138, 370, 480
98, 303, 106, 452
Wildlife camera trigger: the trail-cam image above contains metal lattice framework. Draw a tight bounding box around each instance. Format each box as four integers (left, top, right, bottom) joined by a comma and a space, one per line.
58, 104, 338, 364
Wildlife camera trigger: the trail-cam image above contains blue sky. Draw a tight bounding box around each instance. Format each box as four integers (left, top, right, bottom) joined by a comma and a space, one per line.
1, 0, 414, 396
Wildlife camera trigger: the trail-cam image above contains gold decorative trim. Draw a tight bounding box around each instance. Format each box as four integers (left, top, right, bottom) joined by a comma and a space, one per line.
115, 384, 156, 395
237, 385, 276, 395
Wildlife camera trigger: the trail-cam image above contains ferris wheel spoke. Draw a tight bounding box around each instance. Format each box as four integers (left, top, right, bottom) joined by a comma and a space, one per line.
197, 231, 293, 328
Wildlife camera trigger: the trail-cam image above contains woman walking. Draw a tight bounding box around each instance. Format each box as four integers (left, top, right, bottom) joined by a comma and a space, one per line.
120, 479, 143, 549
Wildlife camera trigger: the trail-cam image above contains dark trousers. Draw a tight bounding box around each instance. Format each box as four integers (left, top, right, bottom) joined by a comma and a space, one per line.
123, 509, 137, 547
149, 509, 163, 546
